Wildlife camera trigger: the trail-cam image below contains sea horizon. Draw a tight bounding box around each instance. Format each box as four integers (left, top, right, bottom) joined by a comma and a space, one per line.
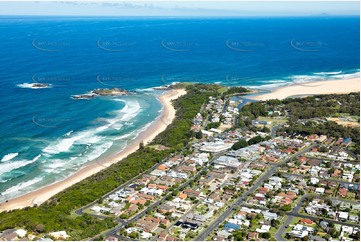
0, 16, 359, 202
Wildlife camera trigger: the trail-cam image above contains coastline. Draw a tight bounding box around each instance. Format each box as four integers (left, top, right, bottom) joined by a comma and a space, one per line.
0, 88, 187, 212
249, 77, 360, 101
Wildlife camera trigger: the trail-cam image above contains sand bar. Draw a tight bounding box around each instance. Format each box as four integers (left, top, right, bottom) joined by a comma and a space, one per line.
250, 77, 360, 101
0, 89, 186, 211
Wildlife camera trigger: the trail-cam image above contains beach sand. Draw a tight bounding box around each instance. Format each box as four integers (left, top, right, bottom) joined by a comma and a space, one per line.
250, 77, 360, 100
0, 89, 186, 211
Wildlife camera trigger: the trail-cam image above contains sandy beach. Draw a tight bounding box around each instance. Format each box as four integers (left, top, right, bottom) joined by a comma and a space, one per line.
0, 89, 186, 211
250, 77, 360, 101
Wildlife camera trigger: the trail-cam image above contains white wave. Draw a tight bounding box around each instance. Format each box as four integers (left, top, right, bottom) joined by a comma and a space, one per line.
244, 82, 289, 90
114, 131, 136, 141
290, 75, 324, 84
42, 136, 81, 154
40, 159, 68, 173
1, 152, 19, 162
113, 99, 126, 103
314, 71, 342, 75
43, 129, 105, 155
135, 87, 156, 92
1, 177, 43, 196
266, 80, 287, 83
17, 83, 51, 89
41, 141, 113, 173
331, 72, 360, 80
117, 99, 141, 122
64, 130, 74, 137
0, 154, 41, 176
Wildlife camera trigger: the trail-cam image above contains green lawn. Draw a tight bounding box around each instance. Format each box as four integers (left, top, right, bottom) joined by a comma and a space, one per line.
258, 116, 288, 124
196, 204, 209, 215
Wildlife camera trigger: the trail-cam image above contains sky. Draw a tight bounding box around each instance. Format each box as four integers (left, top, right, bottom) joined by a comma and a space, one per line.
0, 1, 359, 17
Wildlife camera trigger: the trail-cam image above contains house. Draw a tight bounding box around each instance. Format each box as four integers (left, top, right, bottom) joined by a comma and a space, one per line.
212, 235, 226, 241
158, 165, 169, 172
247, 232, 259, 240
338, 212, 349, 221
338, 188, 348, 198
183, 189, 201, 197
349, 215, 359, 223
158, 204, 173, 214
256, 225, 271, 233
178, 165, 196, 173
105, 236, 119, 241
262, 211, 278, 221
49, 231, 70, 240
259, 187, 269, 194
136, 217, 160, 232
289, 224, 314, 238
178, 193, 187, 200
0, 229, 18, 241
315, 187, 325, 194
150, 169, 166, 177
300, 219, 314, 225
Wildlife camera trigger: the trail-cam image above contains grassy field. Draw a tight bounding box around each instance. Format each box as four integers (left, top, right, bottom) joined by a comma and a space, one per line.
257, 116, 289, 129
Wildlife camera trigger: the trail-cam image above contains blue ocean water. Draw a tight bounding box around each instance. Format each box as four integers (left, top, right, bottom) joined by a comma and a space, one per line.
0, 16, 359, 201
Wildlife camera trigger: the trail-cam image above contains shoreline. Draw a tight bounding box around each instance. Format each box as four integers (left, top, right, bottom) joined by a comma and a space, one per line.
0, 88, 187, 212
249, 77, 360, 101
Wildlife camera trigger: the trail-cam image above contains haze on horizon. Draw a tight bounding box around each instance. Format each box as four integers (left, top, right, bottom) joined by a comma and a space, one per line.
0, 1, 359, 17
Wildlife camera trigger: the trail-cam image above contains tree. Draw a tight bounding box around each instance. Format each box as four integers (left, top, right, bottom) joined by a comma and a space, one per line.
318, 146, 328, 153
248, 135, 263, 145
271, 219, 280, 227
128, 232, 138, 239
262, 233, 271, 239
232, 139, 248, 150
262, 125, 271, 133
35, 224, 45, 233
281, 204, 292, 211
195, 131, 203, 139
139, 141, 145, 149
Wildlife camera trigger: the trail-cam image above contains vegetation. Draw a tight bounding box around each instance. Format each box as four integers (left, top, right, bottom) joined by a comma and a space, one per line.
0, 84, 221, 240
221, 86, 250, 99
152, 84, 221, 148
278, 92, 360, 120
231, 139, 248, 150
282, 121, 360, 153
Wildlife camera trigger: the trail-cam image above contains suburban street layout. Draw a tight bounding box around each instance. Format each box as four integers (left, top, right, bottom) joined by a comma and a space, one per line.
0, 4, 360, 242
73, 91, 359, 242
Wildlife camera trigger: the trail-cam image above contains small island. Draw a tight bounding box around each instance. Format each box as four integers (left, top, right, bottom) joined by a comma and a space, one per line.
32, 83, 50, 88
71, 88, 134, 99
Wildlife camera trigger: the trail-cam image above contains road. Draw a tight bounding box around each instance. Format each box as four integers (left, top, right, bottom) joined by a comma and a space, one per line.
195, 143, 317, 241
271, 125, 279, 138
95, 152, 226, 240
74, 154, 175, 219
280, 172, 359, 187
274, 194, 359, 240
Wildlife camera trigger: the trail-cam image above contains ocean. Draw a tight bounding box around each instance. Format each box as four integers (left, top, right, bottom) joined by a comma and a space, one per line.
0, 16, 359, 201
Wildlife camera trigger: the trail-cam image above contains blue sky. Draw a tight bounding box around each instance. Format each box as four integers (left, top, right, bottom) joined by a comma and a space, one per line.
0, 1, 359, 16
